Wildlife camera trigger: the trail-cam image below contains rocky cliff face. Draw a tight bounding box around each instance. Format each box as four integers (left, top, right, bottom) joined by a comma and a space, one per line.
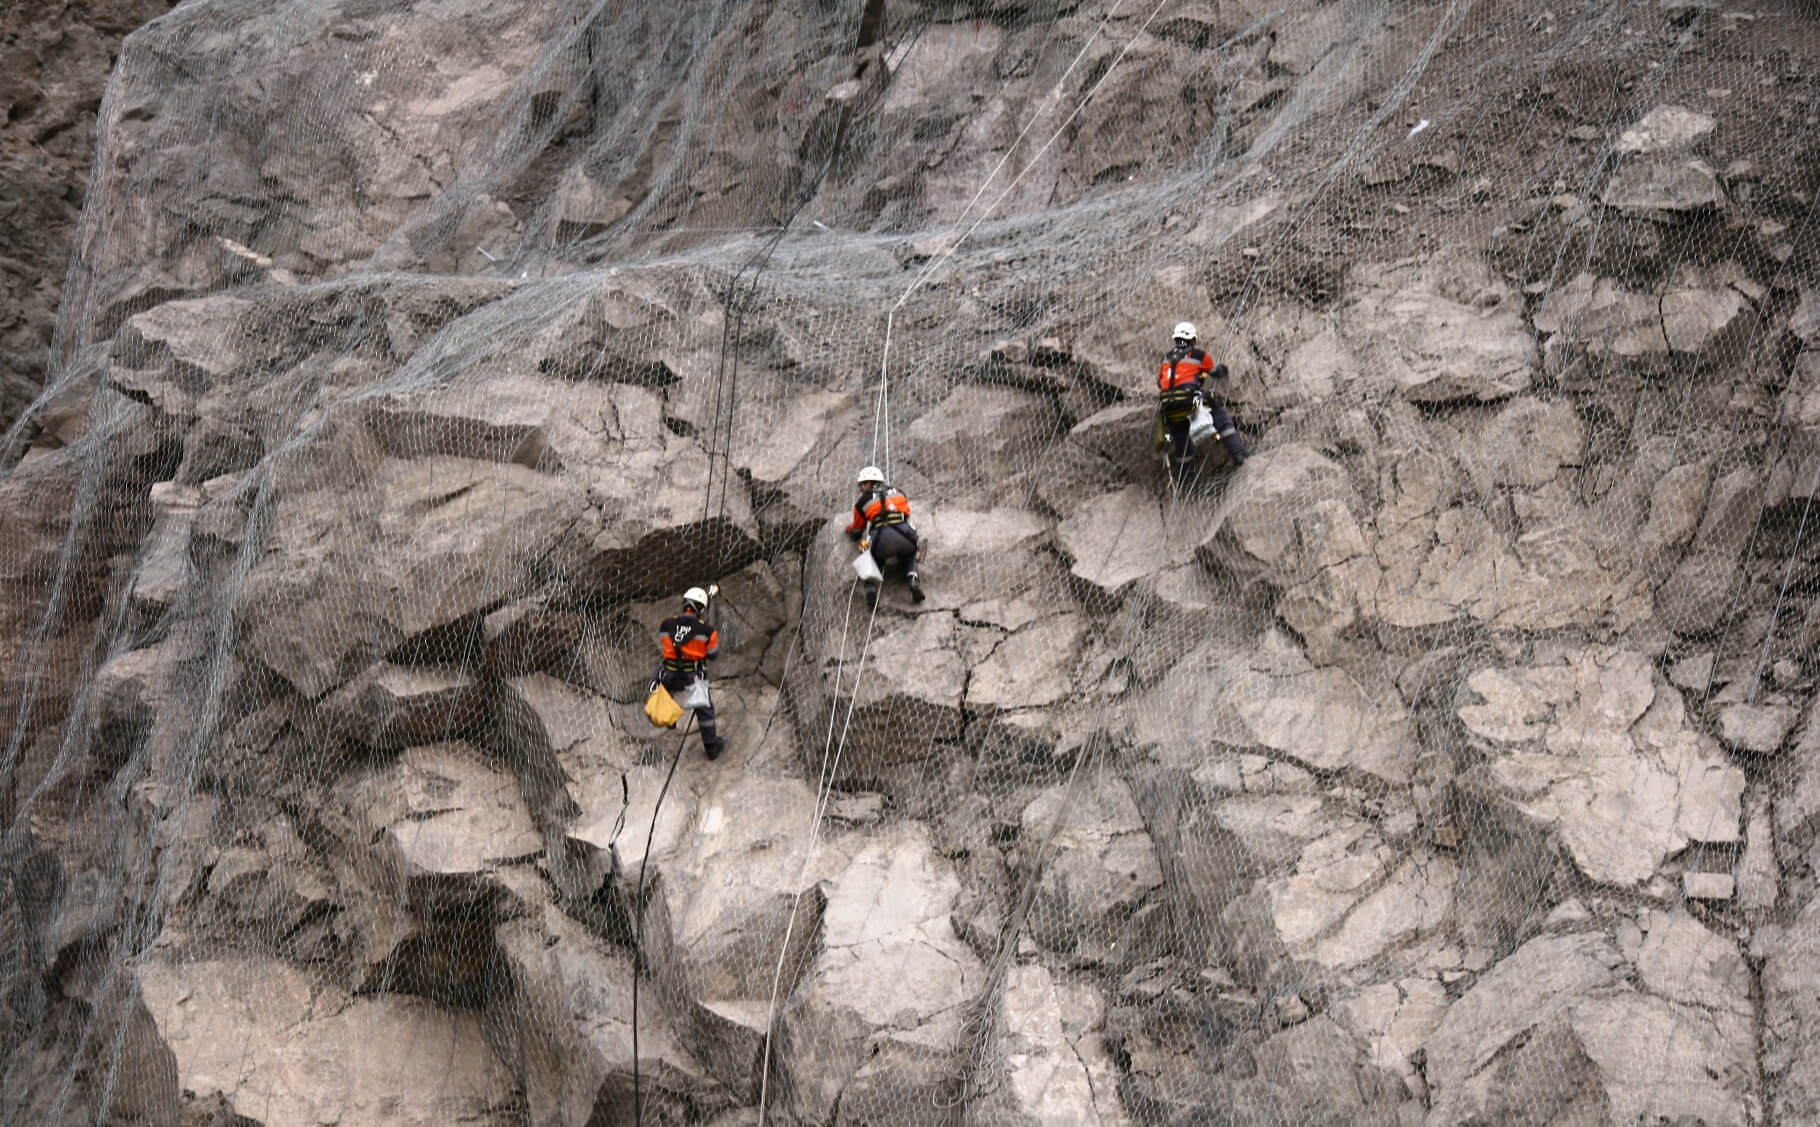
3, 1, 1820, 1125
0, 0, 179, 432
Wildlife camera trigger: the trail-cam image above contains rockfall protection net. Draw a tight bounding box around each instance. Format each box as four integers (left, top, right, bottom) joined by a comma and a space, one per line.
3, 0, 1820, 1123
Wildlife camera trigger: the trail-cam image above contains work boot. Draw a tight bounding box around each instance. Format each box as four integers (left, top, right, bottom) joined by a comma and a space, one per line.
864, 580, 880, 609
702, 736, 724, 761
907, 574, 925, 603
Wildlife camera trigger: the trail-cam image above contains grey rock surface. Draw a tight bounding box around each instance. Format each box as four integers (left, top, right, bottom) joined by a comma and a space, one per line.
4, 6, 1820, 1127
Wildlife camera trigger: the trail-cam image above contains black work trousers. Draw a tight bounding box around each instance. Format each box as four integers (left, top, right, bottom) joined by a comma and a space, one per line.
868, 524, 920, 580
1164, 404, 1246, 478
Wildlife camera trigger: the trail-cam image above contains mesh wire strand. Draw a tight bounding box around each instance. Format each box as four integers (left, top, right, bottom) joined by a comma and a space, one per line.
2, 0, 1819, 1125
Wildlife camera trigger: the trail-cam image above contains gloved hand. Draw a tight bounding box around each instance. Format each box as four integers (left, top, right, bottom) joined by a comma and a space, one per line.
846, 527, 862, 541
1211, 363, 1229, 380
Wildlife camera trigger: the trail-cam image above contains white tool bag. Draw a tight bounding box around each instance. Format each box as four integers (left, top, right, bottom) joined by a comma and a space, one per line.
852, 549, 883, 582
1188, 403, 1217, 445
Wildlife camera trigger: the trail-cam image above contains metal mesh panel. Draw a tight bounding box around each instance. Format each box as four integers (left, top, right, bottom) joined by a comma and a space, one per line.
3, 0, 1819, 1124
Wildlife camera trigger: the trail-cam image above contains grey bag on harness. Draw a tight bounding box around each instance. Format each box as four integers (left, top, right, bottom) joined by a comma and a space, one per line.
678, 676, 711, 713
1189, 402, 1217, 445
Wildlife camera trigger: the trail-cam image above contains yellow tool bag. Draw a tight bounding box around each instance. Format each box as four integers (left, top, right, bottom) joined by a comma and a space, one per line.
644, 683, 684, 728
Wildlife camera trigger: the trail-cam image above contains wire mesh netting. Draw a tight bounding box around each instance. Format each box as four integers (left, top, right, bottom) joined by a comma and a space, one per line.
3, 0, 1820, 1124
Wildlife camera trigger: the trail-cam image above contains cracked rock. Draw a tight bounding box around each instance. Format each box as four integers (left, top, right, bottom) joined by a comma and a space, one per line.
1458, 647, 1744, 885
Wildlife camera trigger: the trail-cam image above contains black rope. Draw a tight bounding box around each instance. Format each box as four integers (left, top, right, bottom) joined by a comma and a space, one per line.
630, 708, 694, 1126
697, 126, 852, 563
696, 5, 921, 563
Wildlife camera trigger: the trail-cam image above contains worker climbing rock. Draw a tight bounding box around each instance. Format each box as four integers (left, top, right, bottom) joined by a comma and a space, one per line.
1156, 320, 1247, 486
656, 587, 724, 759
845, 465, 924, 608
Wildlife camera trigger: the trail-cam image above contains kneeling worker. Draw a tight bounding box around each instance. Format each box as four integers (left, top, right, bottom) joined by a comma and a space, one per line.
845, 466, 924, 608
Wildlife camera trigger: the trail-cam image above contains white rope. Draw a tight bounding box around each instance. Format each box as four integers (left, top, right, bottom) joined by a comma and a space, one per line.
756, 578, 885, 1123
775, 0, 1488, 1117
873, 0, 1172, 480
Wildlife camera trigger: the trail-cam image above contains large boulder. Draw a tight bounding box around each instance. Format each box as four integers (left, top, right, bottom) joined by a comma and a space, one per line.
239, 450, 591, 699
1332, 978, 1449, 1102
984, 965, 1128, 1125
1366, 435, 1653, 633
1134, 630, 1414, 783
1230, 1016, 1406, 1124
872, 19, 1059, 220
363, 360, 617, 473
1057, 484, 1214, 596
907, 505, 1053, 614
328, 741, 543, 881
569, 380, 761, 594
967, 612, 1089, 714
515, 671, 642, 781
1656, 465, 1762, 634
1792, 286, 1820, 350
731, 388, 855, 546
491, 885, 729, 1126
1533, 272, 1671, 380
88, 640, 187, 744
1457, 647, 1744, 885
1338, 257, 1537, 403
626, 763, 854, 1102
1068, 402, 1171, 483
1017, 773, 1165, 960
239, 363, 772, 698
315, 663, 487, 750
902, 385, 1062, 487
788, 520, 986, 790
1764, 892, 1820, 1121
1115, 1003, 1407, 1125
1661, 272, 1755, 362
197, 813, 339, 959
1422, 919, 1756, 1126
1265, 815, 1456, 970
1777, 287, 1820, 426
790, 608, 967, 785
1615, 105, 1717, 154
139, 957, 516, 1127
777, 822, 986, 1125
1718, 701, 1799, 754
1461, 397, 1584, 490
1126, 768, 1273, 975
1602, 157, 1724, 215
1637, 462, 1713, 557
1602, 103, 1724, 217
127, 480, 217, 626
1222, 662, 1414, 783
75, 0, 559, 301
1205, 443, 1362, 588
1775, 699, 1820, 848
112, 295, 256, 422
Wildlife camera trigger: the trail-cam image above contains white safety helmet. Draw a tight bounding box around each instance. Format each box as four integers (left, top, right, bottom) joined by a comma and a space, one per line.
682, 586, 710, 610
1172, 321, 1197, 342
856, 465, 885, 485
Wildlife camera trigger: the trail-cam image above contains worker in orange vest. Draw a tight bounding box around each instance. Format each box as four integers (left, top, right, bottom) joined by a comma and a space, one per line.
845, 466, 924, 608
655, 587, 723, 759
1157, 321, 1246, 485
